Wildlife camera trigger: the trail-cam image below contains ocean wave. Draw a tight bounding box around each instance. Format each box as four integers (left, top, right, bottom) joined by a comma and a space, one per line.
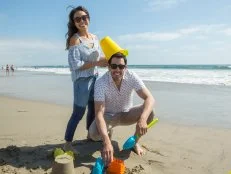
129, 64, 231, 70
17, 66, 231, 86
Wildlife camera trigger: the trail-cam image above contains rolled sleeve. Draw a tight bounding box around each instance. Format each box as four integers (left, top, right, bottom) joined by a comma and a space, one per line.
68, 46, 84, 71
131, 71, 145, 91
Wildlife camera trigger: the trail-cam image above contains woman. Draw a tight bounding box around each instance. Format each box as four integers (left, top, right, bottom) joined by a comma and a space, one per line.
6, 64, 9, 76
64, 6, 107, 153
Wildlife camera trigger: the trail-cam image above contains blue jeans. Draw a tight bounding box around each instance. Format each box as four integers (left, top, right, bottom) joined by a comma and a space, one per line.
65, 75, 96, 142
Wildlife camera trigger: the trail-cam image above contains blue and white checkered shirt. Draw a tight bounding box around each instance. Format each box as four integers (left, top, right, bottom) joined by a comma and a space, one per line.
68, 34, 102, 82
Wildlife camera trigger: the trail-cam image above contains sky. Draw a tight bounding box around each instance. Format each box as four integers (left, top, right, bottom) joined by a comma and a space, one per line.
0, 0, 231, 66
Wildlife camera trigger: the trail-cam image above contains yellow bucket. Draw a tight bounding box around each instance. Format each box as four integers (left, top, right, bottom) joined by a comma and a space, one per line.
100, 36, 128, 61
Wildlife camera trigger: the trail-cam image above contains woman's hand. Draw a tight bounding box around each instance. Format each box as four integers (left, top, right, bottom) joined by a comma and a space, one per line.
96, 58, 108, 67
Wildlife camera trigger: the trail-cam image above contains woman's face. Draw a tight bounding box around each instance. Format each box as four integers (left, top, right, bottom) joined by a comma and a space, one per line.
73, 10, 89, 31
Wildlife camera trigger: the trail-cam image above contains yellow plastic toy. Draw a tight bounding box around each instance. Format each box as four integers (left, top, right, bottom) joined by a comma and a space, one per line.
100, 36, 128, 60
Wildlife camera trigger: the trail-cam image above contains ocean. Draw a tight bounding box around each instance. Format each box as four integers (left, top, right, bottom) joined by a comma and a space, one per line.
1, 64, 231, 128
17, 64, 231, 86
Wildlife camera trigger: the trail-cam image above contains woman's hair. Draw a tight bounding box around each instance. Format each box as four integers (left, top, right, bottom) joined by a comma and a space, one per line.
108, 52, 127, 65
65, 6, 90, 50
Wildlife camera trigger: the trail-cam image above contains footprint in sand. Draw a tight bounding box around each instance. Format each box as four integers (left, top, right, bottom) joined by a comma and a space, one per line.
125, 165, 145, 174
147, 159, 164, 167
141, 145, 165, 157
17, 110, 28, 112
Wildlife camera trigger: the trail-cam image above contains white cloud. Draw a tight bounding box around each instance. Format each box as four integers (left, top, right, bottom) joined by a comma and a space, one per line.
119, 32, 181, 42
116, 24, 231, 64
0, 39, 64, 50
210, 41, 225, 45
193, 35, 207, 40
118, 24, 229, 44
0, 39, 66, 66
221, 28, 231, 36
145, 0, 187, 11
179, 27, 201, 35
126, 44, 158, 50
179, 24, 226, 35
179, 45, 200, 51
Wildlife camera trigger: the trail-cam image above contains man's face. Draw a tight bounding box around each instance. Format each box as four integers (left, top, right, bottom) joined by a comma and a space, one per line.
109, 57, 126, 82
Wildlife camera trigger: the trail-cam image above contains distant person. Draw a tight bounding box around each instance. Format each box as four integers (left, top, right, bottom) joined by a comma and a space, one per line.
1, 66, 4, 76
88, 37, 156, 166
64, 6, 107, 154
10, 65, 14, 75
6, 64, 9, 76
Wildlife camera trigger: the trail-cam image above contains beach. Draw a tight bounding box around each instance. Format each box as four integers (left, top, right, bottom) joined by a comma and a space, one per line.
1, 69, 231, 173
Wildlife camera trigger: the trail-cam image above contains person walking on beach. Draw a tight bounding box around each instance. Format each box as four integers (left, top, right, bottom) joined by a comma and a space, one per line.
88, 37, 156, 166
64, 6, 107, 154
10, 65, 14, 75
1, 66, 4, 76
6, 64, 9, 76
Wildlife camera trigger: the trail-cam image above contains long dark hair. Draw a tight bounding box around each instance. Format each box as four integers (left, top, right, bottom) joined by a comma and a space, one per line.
65, 6, 90, 50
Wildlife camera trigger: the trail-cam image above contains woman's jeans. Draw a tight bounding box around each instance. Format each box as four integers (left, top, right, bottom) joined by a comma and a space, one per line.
65, 76, 96, 142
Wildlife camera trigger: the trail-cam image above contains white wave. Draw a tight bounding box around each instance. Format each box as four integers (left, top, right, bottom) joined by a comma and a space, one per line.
17, 67, 71, 75
17, 67, 231, 86
130, 68, 231, 86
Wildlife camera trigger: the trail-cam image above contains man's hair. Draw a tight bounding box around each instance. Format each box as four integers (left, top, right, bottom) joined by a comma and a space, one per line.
108, 52, 127, 65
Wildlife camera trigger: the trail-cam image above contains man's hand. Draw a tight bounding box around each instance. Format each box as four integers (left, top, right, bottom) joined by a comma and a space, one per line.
94, 101, 113, 166
102, 141, 114, 166
136, 119, 148, 136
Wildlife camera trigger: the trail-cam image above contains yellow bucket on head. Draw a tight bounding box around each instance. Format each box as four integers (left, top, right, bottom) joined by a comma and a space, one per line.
100, 36, 128, 61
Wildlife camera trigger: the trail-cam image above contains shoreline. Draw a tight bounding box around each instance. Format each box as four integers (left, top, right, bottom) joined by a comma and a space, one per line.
1, 94, 230, 130
1, 75, 231, 129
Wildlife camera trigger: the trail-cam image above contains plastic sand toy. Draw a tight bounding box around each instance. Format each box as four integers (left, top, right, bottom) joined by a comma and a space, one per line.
106, 158, 125, 174
123, 118, 159, 150
92, 157, 105, 174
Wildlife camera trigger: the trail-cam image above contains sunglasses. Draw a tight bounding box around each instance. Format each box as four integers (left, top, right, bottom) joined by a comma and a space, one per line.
74, 15, 88, 23
110, 64, 126, 70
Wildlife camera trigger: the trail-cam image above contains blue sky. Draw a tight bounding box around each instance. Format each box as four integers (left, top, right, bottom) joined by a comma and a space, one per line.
0, 0, 231, 66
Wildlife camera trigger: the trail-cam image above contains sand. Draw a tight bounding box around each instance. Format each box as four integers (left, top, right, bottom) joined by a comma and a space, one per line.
0, 96, 231, 174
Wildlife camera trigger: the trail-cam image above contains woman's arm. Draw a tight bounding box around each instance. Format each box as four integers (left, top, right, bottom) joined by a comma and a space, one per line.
68, 36, 107, 71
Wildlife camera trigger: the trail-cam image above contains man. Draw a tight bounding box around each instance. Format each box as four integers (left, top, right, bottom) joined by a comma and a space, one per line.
89, 51, 155, 166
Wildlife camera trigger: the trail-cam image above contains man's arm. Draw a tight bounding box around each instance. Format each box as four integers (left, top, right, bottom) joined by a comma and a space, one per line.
94, 101, 114, 166
136, 87, 155, 135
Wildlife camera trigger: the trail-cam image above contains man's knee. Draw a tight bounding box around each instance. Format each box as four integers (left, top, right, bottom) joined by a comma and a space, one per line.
88, 123, 102, 141
147, 110, 155, 123
89, 132, 101, 141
